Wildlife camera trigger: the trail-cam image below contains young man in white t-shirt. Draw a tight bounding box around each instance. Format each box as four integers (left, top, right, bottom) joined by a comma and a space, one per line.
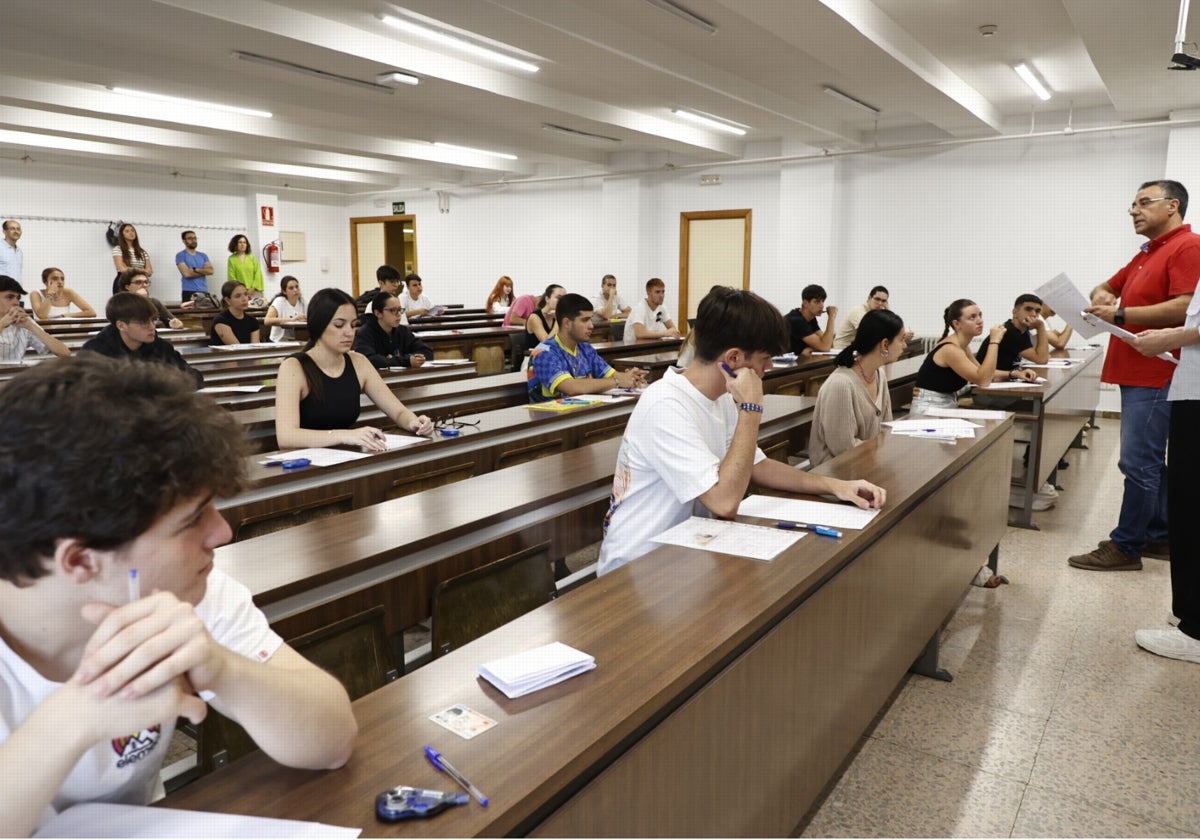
399, 273, 435, 319
598, 286, 887, 576
0, 355, 357, 836
623, 277, 682, 342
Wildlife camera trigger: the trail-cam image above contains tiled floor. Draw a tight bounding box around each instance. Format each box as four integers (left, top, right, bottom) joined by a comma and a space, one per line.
801, 418, 1199, 838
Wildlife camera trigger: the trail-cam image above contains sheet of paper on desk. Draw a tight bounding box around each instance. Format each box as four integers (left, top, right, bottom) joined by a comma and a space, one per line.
34, 802, 361, 838
651, 516, 803, 561
267, 447, 369, 466
1019, 358, 1079, 367
886, 418, 981, 433
922, 407, 1007, 420
199, 385, 265, 394
976, 379, 1047, 390
424, 358, 473, 366
478, 641, 596, 699
211, 342, 299, 351
377, 433, 428, 450
738, 496, 881, 531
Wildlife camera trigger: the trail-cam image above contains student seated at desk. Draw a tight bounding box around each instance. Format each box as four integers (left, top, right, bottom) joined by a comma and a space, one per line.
209, 280, 261, 346
263, 275, 307, 342
526, 284, 563, 343
31, 267, 96, 319
973, 293, 1051, 370
117, 269, 183, 329
810, 309, 907, 467
352, 292, 433, 368
623, 277, 682, 341
486, 275, 513, 315
785, 284, 838, 356
81, 292, 203, 388
1039, 303, 1074, 350
276, 288, 434, 451
527, 292, 647, 402
0, 355, 356, 837
0, 275, 70, 364
597, 286, 886, 576
910, 298, 1038, 416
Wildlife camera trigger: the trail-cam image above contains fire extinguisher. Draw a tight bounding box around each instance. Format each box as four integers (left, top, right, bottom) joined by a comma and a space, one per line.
263, 240, 282, 273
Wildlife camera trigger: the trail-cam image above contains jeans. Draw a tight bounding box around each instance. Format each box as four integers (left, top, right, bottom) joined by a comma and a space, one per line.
1110, 385, 1170, 556
1168, 401, 1200, 640
909, 388, 961, 416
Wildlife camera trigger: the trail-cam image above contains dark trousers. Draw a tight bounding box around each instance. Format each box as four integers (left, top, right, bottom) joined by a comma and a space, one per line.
1168, 401, 1200, 640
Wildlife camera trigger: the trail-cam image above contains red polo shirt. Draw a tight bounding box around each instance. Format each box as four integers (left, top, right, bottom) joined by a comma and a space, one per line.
1101, 223, 1200, 388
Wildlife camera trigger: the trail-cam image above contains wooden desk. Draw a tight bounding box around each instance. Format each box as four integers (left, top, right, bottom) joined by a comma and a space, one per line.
972, 348, 1101, 528
417, 326, 522, 375
163, 416, 1014, 836
202, 364, 478, 411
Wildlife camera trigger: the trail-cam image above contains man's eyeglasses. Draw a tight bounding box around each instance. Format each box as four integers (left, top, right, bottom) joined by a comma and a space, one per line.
129, 279, 150, 287
1130, 197, 1175, 211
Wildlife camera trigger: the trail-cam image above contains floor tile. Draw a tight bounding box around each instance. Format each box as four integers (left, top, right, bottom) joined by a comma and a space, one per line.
1013, 784, 1196, 838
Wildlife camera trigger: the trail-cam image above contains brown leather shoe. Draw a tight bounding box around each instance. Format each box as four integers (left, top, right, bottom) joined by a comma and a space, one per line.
1142, 539, 1170, 560
1068, 540, 1142, 571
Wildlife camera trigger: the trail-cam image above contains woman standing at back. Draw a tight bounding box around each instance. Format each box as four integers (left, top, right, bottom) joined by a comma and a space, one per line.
227, 234, 265, 297
111, 223, 153, 292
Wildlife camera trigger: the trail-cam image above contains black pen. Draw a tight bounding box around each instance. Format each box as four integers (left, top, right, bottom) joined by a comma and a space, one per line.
776, 521, 843, 538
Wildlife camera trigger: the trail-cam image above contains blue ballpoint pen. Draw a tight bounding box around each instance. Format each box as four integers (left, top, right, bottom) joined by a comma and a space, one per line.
424, 746, 489, 806
776, 521, 843, 538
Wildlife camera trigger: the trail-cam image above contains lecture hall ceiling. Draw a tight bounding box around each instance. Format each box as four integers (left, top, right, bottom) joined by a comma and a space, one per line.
0, 0, 1196, 194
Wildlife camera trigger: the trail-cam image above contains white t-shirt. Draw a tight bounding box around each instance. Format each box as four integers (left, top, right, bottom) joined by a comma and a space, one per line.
267, 295, 306, 342
0, 569, 282, 830
0, 323, 47, 364
623, 300, 669, 342
597, 367, 766, 576
399, 292, 433, 319
590, 292, 628, 320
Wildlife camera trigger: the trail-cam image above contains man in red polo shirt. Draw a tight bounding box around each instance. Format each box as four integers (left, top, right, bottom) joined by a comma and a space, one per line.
1069, 180, 1200, 571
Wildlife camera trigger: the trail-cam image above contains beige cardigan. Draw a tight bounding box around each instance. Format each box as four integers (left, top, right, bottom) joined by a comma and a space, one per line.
809, 364, 892, 467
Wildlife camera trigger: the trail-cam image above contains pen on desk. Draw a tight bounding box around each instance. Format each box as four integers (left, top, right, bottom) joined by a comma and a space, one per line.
424, 745, 489, 806
775, 521, 843, 538
128, 569, 140, 602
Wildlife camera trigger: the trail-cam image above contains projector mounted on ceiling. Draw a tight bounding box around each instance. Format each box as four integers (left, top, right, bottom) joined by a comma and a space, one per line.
1170, 0, 1199, 68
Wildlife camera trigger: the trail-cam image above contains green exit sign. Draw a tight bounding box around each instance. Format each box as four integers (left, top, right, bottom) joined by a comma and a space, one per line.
392, 201, 406, 214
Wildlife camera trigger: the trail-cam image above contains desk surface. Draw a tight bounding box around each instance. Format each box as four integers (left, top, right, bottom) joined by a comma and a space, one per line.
164, 415, 1014, 836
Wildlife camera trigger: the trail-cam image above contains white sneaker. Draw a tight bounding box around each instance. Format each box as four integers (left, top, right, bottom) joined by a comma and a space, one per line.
1169, 613, 1181, 627
1010, 486, 1053, 511
1036, 481, 1059, 499
1134, 627, 1200, 664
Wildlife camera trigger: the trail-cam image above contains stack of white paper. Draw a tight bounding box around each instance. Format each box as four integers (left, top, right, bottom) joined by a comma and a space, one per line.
35, 802, 360, 838
478, 641, 595, 699
884, 418, 981, 441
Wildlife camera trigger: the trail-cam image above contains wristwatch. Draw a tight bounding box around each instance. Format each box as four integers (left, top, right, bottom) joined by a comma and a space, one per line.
738, 402, 764, 413
1114, 307, 1126, 326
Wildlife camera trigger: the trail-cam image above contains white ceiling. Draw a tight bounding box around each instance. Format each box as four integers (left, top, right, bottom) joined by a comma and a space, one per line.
1, 0, 1198, 196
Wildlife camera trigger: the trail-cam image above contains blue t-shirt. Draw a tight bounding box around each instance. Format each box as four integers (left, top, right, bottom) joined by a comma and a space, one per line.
527, 336, 614, 402
176, 250, 210, 294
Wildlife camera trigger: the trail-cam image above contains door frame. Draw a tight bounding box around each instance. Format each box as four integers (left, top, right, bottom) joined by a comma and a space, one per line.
678, 209, 752, 325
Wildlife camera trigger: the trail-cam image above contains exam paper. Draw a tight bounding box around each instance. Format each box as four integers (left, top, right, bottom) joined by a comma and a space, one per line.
650, 516, 802, 561
922, 407, 1008, 420
424, 358, 474, 366
976, 379, 1047, 390
1079, 312, 1179, 364
1034, 273, 1098, 338
34, 802, 361, 838
478, 641, 596, 699
738, 495, 882, 530
199, 385, 265, 394
376, 433, 429, 450
263, 447, 369, 467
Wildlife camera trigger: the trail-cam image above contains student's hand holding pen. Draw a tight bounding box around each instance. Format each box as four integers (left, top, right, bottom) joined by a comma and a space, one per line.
346, 426, 389, 451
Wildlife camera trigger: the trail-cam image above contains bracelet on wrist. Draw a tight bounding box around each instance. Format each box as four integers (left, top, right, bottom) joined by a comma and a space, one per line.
738, 402, 764, 414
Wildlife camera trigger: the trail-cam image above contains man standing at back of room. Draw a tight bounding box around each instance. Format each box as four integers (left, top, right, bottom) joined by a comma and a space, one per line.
0, 221, 23, 285
1068, 179, 1200, 572
598, 286, 885, 576
176, 231, 213, 305
624, 277, 681, 341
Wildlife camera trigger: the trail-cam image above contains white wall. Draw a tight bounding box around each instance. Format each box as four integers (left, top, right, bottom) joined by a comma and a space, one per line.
2, 123, 1176, 336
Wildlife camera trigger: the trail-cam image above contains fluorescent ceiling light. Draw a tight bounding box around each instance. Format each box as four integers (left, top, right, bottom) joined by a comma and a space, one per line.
642, 0, 717, 35
1013, 63, 1052, 101
670, 108, 746, 136
541, 123, 622, 145
376, 71, 419, 87
822, 85, 880, 116
378, 14, 539, 73
232, 51, 413, 93
108, 87, 272, 118
433, 141, 518, 160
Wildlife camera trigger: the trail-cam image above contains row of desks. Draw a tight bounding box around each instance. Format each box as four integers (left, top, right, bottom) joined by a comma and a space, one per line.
164, 409, 1016, 836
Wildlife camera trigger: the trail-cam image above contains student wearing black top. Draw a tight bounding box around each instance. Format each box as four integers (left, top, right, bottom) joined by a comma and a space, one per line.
275, 288, 433, 451
973, 293, 1051, 370
785, 284, 838, 356
81, 292, 204, 388
210, 280, 261, 345
355, 264, 402, 317
910, 298, 1038, 415
116, 269, 184, 329
352, 292, 433, 368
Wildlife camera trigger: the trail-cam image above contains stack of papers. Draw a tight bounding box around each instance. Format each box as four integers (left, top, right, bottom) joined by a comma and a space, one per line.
922, 407, 1007, 420
651, 515, 803, 561
884, 418, 981, 441
526, 396, 608, 412
1018, 358, 1080, 368
738, 496, 880, 530
257, 447, 368, 467
478, 642, 595, 699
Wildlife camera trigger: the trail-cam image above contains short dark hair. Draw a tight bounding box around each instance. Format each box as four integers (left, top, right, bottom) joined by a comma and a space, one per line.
602, 274, 616, 283
555, 292, 594, 326
869, 285, 889, 298
106, 291, 157, 324
404, 273, 422, 289
835, 309, 905, 367
116, 268, 149, 291
0, 355, 248, 584
181, 230, 196, 241
1140, 179, 1189, 219
2, 220, 17, 232
227, 233, 249, 253
694, 286, 787, 362
802, 284, 827, 302
376, 265, 401, 283
645, 277, 665, 291
1014, 293, 1043, 308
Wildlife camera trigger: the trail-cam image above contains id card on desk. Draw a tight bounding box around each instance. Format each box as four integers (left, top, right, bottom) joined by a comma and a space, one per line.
430, 704, 497, 739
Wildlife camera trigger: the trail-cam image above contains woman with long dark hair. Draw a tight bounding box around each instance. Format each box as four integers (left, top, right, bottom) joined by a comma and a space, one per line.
275, 288, 433, 451
111, 223, 153, 293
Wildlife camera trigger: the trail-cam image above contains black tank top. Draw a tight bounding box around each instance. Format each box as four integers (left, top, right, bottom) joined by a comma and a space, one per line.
298, 356, 362, 429
914, 342, 969, 394
527, 310, 552, 340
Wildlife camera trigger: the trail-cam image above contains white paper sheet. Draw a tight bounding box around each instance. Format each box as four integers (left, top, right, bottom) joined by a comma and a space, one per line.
423, 358, 473, 366
885, 418, 982, 432
260, 447, 369, 467
1034, 273, 1099, 338
650, 515, 803, 561
35, 802, 361, 838
975, 380, 1046, 390
210, 342, 300, 351
199, 385, 265, 394
375, 433, 429, 450
478, 641, 596, 699
1079, 311, 1179, 364
921, 407, 1008, 420
738, 495, 881, 531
